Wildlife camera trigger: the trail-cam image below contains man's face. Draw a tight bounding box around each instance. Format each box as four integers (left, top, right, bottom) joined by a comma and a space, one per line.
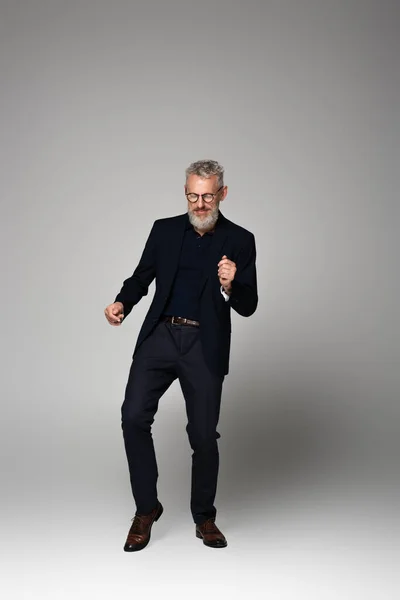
185, 174, 227, 231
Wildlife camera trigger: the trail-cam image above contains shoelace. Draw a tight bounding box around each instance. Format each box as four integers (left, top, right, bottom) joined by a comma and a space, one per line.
128, 515, 146, 536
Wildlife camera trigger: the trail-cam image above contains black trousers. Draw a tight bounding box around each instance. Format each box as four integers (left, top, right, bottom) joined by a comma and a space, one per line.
121, 320, 224, 525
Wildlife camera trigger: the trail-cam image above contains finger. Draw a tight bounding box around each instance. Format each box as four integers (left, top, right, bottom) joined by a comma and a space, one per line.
219, 259, 235, 269
111, 312, 124, 321
218, 262, 232, 270
108, 312, 123, 323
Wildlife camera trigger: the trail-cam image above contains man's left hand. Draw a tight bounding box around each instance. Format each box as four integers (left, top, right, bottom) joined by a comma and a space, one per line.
218, 255, 236, 294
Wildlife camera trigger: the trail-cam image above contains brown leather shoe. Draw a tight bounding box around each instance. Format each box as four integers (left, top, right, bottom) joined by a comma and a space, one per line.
195, 518, 227, 548
124, 501, 163, 552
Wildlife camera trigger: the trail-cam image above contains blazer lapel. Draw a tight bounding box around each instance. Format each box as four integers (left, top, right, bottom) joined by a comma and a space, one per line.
198, 211, 229, 297
162, 213, 188, 292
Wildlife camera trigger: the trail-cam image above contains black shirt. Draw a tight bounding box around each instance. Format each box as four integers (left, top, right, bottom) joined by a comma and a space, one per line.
163, 217, 215, 320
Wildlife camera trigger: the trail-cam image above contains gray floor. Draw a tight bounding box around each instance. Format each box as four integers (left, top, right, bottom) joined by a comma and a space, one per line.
4, 461, 398, 600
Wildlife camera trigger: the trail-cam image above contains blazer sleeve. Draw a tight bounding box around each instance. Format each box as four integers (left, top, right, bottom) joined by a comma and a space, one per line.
114, 221, 158, 319
229, 233, 258, 317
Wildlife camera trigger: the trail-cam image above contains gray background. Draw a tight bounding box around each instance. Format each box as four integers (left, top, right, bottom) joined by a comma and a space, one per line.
1, 0, 399, 598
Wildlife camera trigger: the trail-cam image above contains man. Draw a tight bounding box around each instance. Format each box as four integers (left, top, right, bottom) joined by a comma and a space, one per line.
104, 159, 257, 551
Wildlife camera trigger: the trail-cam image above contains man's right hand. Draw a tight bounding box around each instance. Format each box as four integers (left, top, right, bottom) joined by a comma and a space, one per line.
104, 302, 125, 326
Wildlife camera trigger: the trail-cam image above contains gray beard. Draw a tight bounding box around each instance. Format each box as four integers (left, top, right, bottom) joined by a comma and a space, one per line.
188, 204, 219, 231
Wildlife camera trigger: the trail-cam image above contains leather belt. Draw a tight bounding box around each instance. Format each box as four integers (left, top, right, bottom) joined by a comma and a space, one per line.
162, 315, 200, 327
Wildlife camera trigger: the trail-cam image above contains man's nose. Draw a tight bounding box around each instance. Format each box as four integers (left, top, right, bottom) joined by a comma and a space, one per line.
197, 196, 205, 208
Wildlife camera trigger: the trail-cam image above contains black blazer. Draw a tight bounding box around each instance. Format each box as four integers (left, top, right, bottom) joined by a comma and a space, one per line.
114, 211, 258, 376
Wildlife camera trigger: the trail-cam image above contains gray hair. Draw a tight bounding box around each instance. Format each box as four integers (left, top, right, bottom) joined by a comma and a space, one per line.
185, 159, 224, 188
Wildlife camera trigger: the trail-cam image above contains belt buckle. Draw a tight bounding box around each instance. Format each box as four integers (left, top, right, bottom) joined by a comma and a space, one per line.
171, 316, 178, 325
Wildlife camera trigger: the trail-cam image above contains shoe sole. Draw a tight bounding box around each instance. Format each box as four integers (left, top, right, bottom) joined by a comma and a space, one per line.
124, 502, 163, 552
195, 529, 227, 548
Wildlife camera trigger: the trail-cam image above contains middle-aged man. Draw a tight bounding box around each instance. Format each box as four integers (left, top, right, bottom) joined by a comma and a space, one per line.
104, 159, 258, 551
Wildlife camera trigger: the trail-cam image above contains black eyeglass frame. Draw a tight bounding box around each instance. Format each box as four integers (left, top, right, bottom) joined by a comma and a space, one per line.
185, 185, 224, 203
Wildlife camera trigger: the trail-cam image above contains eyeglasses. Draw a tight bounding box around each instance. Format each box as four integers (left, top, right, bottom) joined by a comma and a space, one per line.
185, 186, 223, 203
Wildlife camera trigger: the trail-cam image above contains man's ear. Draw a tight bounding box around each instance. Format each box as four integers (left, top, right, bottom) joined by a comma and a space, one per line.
220, 186, 228, 201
